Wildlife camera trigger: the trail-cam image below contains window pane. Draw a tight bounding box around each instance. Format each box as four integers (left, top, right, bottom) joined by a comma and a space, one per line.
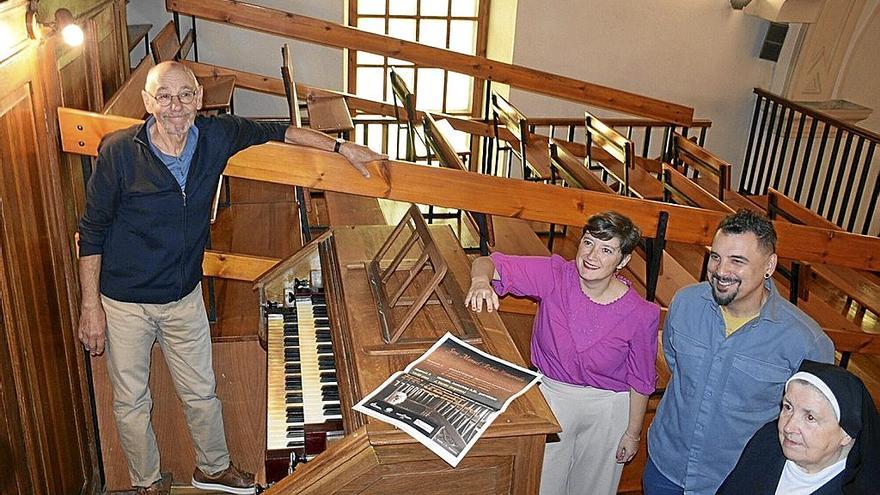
416, 68, 445, 111
389, 0, 417, 15
446, 72, 472, 112
356, 51, 385, 65
367, 123, 386, 153
357, 0, 386, 15
357, 17, 386, 34
449, 20, 476, 54
388, 18, 417, 41
356, 67, 385, 101
451, 0, 478, 17
418, 20, 447, 49
420, 0, 449, 16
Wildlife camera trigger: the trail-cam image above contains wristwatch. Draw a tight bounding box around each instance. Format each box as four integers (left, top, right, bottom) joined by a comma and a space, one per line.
333, 137, 346, 153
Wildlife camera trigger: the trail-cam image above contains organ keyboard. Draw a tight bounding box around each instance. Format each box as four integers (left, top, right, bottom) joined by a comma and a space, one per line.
254, 221, 558, 494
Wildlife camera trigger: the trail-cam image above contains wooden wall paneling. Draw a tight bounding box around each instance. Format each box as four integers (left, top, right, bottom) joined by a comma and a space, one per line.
0, 35, 97, 494
88, 1, 126, 105
0, 230, 31, 495
55, 24, 104, 268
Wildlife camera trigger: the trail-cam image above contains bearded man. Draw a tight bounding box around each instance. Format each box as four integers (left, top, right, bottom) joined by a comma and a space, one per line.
642, 209, 834, 495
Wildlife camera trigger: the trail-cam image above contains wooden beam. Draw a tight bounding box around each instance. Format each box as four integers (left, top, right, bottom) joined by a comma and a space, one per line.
57, 109, 880, 271
203, 251, 280, 281
166, 0, 694, 125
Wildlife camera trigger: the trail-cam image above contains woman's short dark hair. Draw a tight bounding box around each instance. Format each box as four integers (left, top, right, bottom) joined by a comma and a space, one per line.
717, 209, 777, 254
581, 211, 641, 255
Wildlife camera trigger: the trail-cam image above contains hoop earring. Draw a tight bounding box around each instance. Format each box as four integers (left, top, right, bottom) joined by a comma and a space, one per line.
763, 273, 771, 279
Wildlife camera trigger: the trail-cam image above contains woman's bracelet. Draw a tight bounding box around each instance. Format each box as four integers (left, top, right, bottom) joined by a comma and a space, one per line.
623, 431, 640, 442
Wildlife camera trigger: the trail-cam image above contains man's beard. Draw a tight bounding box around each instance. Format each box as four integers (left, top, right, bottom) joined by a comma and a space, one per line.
710, 274, 740, 306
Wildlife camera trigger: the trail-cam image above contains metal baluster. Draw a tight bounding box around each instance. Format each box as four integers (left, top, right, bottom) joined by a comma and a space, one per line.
740, 94, 764, 193
754, 101, 779, 194
849, 142, 875, 232
837, 136, 865, 226
763, 105, 787, 193
805, 122, 831, 208
772, 106, 795, 191
642, 126, 652, 158
661, 126, 672, 163
815, 127, 844, 216
784, 109, 806, 196
859, 145, 880, 235
698, 127, 707, 148
794, 117, 819, 202
826, 132, 854, 222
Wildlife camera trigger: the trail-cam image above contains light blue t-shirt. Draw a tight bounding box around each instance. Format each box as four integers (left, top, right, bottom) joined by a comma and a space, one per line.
146, 116, 199, 191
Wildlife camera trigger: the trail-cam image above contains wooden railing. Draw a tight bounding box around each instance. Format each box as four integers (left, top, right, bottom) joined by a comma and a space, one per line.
739, 88, 880, 236
165, 0, 693, 125
57, 108, 880, 272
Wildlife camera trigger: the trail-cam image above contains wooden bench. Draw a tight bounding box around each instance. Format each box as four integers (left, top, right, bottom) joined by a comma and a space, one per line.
126, 23, 152, 58
101, 55, 154, 119
585, 111, 663, 200
491, 92, 552, 180
423, 111, 494, 253
389, 69, 420, 162
767, 188, 880, 321
668, 133, 732, 201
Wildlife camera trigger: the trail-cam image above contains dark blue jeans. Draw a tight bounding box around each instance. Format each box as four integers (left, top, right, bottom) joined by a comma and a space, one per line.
642, 455, 685, 495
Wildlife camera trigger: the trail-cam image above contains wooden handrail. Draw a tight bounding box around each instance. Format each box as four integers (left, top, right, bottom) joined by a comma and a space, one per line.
57, 108, 880, 271
754, 88, 880, 143
529, 117, 713, 128
166, 0, 694, 125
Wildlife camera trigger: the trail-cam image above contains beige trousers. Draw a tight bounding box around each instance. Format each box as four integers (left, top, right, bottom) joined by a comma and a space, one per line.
539, 377, 630, 495
102, 283, 229, 487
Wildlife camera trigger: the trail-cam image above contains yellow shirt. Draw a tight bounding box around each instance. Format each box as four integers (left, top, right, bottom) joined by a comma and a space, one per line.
720, 306, 758, 337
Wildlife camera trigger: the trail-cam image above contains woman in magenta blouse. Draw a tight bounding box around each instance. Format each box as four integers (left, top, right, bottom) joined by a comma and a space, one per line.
465, 211, 660, 495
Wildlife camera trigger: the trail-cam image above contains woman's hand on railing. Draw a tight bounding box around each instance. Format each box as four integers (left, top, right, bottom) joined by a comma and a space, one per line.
465, 277, 499, 313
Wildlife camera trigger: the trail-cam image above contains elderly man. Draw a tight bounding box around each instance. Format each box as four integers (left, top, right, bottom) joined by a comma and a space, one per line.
77, 61, 383, 495
643, 209, 834, 495
718, 360, 878, 494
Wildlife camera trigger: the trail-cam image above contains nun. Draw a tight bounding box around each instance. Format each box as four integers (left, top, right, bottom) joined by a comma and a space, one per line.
718, 360, 878, 494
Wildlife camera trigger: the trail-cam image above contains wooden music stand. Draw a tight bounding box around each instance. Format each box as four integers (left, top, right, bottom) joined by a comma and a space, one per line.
365, 205, 480, 346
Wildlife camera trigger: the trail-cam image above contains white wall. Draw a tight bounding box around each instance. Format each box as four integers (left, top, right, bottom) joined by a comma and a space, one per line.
127, 0, 344, 117
508, 0, 789, 181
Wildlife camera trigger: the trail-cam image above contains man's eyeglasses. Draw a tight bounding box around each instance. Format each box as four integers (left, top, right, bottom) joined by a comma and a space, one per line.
148, 89, 197, 107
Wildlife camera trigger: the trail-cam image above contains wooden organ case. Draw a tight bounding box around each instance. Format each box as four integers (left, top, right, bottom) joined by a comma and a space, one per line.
254, 206, 559, 494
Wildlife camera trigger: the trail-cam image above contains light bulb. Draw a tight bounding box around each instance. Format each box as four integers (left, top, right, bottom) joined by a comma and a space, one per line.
61, 23, 83, 46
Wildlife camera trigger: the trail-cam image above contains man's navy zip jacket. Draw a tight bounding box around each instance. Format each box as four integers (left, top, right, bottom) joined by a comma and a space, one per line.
78, 114, 286, 304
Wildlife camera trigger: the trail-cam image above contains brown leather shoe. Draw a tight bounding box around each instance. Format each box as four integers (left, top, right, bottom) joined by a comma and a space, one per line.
135, 472, 172, 495
191, 462, 255, 495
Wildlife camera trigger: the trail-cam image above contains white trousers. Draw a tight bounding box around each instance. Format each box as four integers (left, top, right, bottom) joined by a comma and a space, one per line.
102, 283, 230, 487
539, 377, 630, 495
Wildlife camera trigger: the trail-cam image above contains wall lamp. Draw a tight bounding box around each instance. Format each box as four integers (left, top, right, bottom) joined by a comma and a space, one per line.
26, 4, 84, 47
